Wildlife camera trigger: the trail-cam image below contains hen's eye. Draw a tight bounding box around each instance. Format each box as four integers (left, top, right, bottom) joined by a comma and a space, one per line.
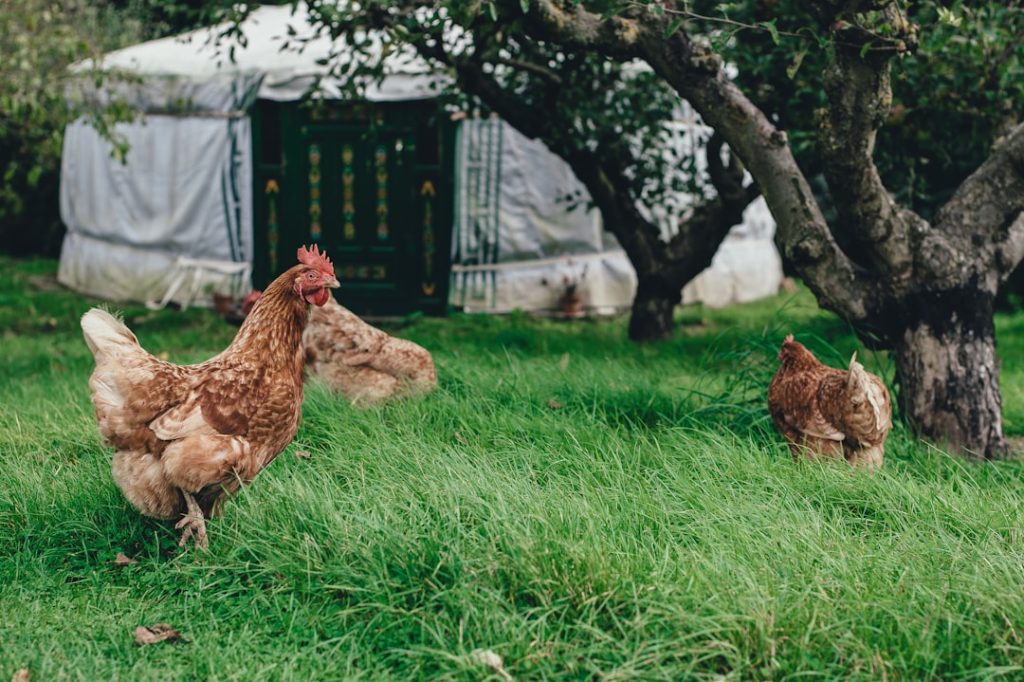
307, 272, 316, 280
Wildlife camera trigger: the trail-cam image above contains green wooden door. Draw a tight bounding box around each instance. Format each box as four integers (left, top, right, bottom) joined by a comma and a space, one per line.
252, 100, 453, 316
299, 125, 415, 314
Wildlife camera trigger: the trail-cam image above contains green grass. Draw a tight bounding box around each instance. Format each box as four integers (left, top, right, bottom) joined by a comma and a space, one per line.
4, 256, 1024, 679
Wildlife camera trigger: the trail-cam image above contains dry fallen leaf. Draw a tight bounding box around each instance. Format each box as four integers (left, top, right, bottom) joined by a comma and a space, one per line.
471, 649, 512, 681
134, 624, 184, 646
453, 431, 469, 446
157, 351, 170, 361
546, 398, 564, 410
113, 553, 136, 567
294, 450, 311, 459
12, 669, 30, 682
558, 353, 571, 370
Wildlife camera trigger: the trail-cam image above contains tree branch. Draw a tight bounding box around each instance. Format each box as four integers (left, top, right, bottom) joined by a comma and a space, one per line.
816, 3, 919, 289
661, 133, 756, 276
512, 0, 878, 321
522, 0, 645, 59
934, 122, 1024, 280
493, 56, 563, 84
646, 50, 877, 320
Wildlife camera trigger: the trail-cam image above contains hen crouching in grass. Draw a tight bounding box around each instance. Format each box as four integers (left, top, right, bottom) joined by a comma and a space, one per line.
768, 335, 892, 469
242, 290, 437, 406
80, 245, 339, 548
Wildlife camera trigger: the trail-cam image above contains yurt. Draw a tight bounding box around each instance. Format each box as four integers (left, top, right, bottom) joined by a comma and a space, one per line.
58, 3, 782, 316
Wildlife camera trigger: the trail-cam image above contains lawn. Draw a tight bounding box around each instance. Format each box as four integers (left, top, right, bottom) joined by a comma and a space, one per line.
4, 256, 1024, 679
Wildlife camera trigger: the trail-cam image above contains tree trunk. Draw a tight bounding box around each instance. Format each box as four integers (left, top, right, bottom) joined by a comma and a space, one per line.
628, 277, 681, 342
893, 293, 1009, 458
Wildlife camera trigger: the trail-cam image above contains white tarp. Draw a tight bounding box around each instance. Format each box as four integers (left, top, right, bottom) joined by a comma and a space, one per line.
72, 3, 445, 113
58, 116, 252, 303
449, 118, 783, 314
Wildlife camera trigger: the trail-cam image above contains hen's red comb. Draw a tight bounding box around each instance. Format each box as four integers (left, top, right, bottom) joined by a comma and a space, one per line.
297, 244, 335, 277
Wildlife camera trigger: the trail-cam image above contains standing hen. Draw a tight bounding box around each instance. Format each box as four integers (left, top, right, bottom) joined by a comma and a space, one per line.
768, 335, 892, 469
81, 245, 339, 548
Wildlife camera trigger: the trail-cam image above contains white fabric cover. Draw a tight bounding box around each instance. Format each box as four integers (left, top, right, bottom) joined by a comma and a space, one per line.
450, 119, 783, 314
58, 116, 252, 304
493, 129, 604, 260
681, 208, 783, 308
72, 3, 444, 113
451, 120, 630, 313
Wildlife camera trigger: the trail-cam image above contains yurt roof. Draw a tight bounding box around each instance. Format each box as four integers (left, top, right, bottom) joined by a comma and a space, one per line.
73, 3, 449, 108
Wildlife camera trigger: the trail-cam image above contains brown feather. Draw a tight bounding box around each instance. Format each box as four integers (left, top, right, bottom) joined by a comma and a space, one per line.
768, 337, 892, 469
303, 294, 437, 406
83, 261, 326, 523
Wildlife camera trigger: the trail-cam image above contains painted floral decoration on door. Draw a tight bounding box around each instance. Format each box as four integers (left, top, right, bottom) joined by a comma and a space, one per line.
342, 144, 356, 241
308, 144, 322, 241
375, 144, 389, 241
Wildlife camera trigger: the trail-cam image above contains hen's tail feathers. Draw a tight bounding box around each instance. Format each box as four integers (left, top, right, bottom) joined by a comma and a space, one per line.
82, 309, 151, 433
81, 308, 139, 360
847, 354, 889, 431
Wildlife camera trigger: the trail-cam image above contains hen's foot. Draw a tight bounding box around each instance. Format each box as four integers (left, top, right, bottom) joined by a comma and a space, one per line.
176, 491, 208, 549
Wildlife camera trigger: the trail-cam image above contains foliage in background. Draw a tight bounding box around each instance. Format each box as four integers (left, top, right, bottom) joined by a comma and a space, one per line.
0, 1, 145, 256
705, 0, 1024, 304
0, 0, 247, 258
721, 0, 1024, 220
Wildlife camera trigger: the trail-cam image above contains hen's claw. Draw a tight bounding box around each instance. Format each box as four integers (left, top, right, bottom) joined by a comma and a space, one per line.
176, 491, 209, 549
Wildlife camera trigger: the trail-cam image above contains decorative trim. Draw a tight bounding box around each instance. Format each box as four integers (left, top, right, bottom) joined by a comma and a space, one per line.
308, 144, 322, 241
342, 144, 356, 241
452, 119, 504, 307
375, 143, 389, 240
421, 179, 436, 295
265, 178, 280, 273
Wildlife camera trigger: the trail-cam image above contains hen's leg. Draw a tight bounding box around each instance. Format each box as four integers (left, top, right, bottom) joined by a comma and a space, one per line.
175, 491, 208, 549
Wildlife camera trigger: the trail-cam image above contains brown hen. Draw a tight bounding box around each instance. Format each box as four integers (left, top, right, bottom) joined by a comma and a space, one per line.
81, 245, 339, 548
768, 335, 892, 469
304, 294, 436, 405
243, 291, 436, 406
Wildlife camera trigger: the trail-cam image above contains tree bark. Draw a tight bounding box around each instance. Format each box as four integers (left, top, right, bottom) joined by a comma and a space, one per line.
628, 275, 683, 342
893, 292, 1008, 458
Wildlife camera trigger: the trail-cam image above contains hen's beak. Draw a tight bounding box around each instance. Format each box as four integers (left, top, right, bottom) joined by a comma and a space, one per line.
325, 276, 340, 289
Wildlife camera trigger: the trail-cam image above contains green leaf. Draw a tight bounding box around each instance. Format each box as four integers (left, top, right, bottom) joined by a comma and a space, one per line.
520, 0, 529, 14
488, 2, 497, 21
664, 17, 685, 39
759, 20, 780, 45
26, 165, 42, 188
786, 48, 807, 80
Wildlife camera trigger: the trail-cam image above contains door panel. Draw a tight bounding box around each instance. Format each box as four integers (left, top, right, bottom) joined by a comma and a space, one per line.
252, 101, 452, 315
299, 126, 413, 314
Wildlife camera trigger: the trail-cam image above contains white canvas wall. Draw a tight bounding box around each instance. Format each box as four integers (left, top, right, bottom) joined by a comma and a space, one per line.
58, 115, 252, 304
449, 118, 783, 314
